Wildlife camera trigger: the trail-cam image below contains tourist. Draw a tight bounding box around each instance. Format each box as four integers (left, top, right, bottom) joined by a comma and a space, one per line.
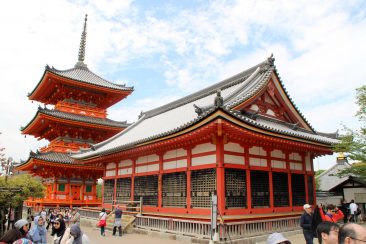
338, 223, 366, 243
26, 208, 34, 229
61, 224, 89, 244
112, 206, 122, 236
63, 210, 70, 228
7, 208, 15, 230
98, 208, 107, 236
349, 200, 357, 223
28, 216, 47, 244
316, 221, 339, 244
46, 209, 56, 231
266, 232, 291, 244
39, 209, 47, 226
300, 204, 313, 244
14, 219, 30, 239
319, 203, 344, 222
339, 199, 350, 224
70, 209, 80, 227
51, 218, 66, 244
0, 229, 22, 244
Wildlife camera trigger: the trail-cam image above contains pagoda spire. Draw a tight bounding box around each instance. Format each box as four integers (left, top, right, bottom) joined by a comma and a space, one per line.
75, 14, 88, 68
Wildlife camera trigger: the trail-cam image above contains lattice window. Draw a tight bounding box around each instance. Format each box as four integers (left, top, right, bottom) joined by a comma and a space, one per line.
225, 168, 247, 208
85, 185, 92, 193
250, 171, 269, 208
58, 184, 65, 192
307, 176, 314, 205
191, 169, 216, 208
116, 178, 131, 203
291, 174, 305, 206
103, 179, 114, 204
134, 175, 158, 206
273, 172, 289, 207
162, 172, 187, 207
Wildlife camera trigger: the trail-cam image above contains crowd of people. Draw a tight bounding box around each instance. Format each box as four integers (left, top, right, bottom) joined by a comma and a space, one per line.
267, 199, 366, 244
0, 207, 86, 244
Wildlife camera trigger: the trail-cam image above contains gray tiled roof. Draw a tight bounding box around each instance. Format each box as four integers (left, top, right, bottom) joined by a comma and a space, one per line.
30, 151, 74, 164
47, 65, 133, 91
74, 56, 338, 160
22, 107, 129, 131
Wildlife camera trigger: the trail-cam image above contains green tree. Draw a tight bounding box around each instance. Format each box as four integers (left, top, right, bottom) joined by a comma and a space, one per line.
315, 169, 326, 189
0, 174, 44, 207
334, 85, 366, 177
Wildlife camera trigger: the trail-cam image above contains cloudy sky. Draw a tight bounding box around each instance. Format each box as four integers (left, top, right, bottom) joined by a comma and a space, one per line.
0, 0, 365, 170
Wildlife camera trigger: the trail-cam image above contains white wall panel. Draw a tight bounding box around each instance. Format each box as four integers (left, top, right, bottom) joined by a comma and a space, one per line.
106, 170, 116, 176
271, 150, 285, 159
192, 143, 216, 155
118, 168, 132, 175
305, 153, 312, 171
106, 162, 116, 169
290, 162, 303, 170
136, 154, 159, 164
119, 159, 132, 167
163, 159, 187, 170
271, 160, 286, 169
249, 146, 266, 156
191, 154, 216, 166
224, 143, 244, 153
289, 152, 301, 161
163, 148, 187, 160
224, 154, 244, 165
249, 157, 267, 167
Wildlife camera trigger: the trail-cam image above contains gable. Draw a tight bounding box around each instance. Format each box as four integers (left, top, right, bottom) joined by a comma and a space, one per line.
232, 72, 313, 131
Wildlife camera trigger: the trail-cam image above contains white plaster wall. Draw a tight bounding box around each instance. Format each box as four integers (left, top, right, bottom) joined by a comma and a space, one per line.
136, 164, 159, 173
224, 142, 244, 153
249, 146, 266, 156
289, 152, 301, 161
271, 160, 286, 169
305, 153, 312, 171
163, 159, 187, 170
119, 159, 133, 167
345, 188, 366, 203
106, 162, 116, 169
271, 149, 285, 159
224, 154, 245, 165
118, 168, 132, 175
290, 162, 302, 170
191, 154, 216, 166
249, 157, 267, 167
163, 148, 187, 159
136, 154, 159, 164
106, 170, 116, 177
192, 143, 216, 154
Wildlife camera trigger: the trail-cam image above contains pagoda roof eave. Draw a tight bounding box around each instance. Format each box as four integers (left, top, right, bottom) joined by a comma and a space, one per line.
17, 152, 103, 172
21, 107, 129, 136
28, 66, 133, 106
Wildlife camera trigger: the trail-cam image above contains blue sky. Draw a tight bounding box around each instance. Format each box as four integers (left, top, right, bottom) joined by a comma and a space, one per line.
0, 0, 365, 170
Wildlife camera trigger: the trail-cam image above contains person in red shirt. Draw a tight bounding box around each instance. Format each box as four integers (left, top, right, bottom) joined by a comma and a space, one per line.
319, 204, 344, 223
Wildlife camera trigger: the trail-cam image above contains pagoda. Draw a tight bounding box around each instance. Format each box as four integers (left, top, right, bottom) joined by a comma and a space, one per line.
17, 15, 133, 209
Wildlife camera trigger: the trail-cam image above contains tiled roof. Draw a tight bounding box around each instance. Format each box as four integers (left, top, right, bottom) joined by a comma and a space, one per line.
73, 56, 338, 160
46, 65, 133, 92
21, 107, 129, 131
28, 151, 75, 164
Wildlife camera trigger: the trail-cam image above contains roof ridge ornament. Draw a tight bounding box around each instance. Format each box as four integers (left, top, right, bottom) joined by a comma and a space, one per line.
75, 14, 88, 68
214, 89, 224, 107
260, 53, 275, 73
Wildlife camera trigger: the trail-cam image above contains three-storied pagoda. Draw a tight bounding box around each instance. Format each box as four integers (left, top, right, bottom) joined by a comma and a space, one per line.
18, 15, 133, 208
74, 55, 337, 219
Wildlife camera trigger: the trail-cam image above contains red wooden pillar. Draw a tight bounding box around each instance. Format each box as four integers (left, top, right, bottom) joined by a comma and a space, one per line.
131, 159, 136, 202
267, 148, 274, 210
216, 124, 225, 215
81, 179, 85, 203
186, 147, 192, 212
113, 174, 117, 208
311, 154, 317, 204
53, 178, 57, 200
158, 153, 163, 209
244, 144, 252, 210
286, 151, 293, 208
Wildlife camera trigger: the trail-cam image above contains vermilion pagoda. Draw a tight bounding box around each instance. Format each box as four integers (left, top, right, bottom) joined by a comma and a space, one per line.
74, 55, 337, 219
18, 15, 133, 208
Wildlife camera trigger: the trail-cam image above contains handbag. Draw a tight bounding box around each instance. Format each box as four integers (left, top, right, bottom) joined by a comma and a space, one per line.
98, 219, 106, 227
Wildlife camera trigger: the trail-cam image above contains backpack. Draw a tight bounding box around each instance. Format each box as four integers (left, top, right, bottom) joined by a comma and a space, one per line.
356, 208, 361, 215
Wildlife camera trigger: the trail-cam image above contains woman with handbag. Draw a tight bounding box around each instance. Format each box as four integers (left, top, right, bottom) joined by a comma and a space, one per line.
98, 209, 107, 236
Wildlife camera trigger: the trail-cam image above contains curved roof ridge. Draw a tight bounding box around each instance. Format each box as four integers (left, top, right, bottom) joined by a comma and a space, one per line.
142, 59, 268, 119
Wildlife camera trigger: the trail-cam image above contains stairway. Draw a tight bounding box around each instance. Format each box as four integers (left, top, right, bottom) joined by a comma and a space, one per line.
105, 212, 136, 234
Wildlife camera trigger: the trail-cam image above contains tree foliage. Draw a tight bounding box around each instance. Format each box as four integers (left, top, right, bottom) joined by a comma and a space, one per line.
0, 174, 44, 207
334, 85, 366, 177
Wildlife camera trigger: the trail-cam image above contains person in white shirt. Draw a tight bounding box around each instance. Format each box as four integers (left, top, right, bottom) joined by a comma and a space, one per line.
349, 200, 358, 223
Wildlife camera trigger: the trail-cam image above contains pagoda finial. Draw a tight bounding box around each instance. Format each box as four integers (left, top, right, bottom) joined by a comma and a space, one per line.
75, 14, 88, 68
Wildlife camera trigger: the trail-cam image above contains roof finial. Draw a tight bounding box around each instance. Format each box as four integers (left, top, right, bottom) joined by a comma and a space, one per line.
75, 14, 88, 68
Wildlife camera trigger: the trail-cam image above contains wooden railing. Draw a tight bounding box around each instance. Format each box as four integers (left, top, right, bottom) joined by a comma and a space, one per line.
135, 215, 300, 240
135, 216, 211, 238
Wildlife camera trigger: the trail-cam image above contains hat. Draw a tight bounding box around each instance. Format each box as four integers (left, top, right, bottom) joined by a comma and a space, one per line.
266, 232, 291, 244
303, 204, 311, 210
14, 219, 28, 229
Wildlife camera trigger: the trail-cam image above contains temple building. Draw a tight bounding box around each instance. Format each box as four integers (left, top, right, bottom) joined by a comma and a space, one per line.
17, 15, 133, 208
74, 55, 338, 218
